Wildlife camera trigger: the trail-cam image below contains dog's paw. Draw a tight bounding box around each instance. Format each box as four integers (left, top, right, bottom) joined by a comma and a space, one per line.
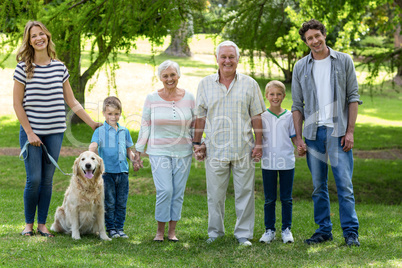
100, 233, 112, 241
72, 233, 81, 240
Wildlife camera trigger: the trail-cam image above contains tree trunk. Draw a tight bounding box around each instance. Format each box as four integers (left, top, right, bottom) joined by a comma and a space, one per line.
59, 29, 84, 124
282, 68, 292, 83
394, 11, 402, 83
165, 19, 193, 57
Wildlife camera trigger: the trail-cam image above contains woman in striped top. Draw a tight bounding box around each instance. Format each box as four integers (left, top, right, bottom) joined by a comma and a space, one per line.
14, 21, 100, 237
135, 60, 195, 242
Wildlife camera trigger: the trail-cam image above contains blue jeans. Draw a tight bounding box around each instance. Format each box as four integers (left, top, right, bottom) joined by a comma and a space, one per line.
149, 155, 192, 222
103, 172, 129, 231
262, 169, 294, 232
19, 126, 64, 224
305, 126, 359, 237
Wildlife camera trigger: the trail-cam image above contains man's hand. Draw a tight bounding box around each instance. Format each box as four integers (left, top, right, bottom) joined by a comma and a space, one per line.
341, 131, 354, 152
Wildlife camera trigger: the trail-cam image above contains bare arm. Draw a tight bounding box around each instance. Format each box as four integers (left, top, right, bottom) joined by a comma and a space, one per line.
89, 142, 98, 153
341, 102, 358, 152
251, 113, 263, 161
63, 79, 100, 131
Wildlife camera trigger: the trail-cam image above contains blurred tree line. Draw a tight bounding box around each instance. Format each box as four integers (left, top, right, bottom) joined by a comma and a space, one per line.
0, 0, 400, 112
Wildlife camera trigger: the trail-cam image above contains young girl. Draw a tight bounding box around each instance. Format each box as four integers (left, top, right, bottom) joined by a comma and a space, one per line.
259, 81, 297, 244
14, 21, 100, 237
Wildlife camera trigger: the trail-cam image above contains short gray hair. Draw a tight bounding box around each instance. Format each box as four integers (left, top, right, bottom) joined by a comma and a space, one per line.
216, 41, 240, 60
157, 60, 181, 79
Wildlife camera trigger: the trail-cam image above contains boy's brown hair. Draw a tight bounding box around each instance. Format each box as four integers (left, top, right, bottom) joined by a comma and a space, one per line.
103, 96, 122, 112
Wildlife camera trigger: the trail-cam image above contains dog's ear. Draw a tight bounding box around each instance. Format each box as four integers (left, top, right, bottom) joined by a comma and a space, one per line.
73, 154, 81, 176
98, 155, 105, 175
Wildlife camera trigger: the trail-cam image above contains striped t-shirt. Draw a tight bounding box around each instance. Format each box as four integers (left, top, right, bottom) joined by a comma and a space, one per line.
135, 90, 195, 157
13, 60, 69, 135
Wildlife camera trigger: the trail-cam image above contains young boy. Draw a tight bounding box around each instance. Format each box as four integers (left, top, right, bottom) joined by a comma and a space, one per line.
259, 81, 298, 244
89, 96, 136, 239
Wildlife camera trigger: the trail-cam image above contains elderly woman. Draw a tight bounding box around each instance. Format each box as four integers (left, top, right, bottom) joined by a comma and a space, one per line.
135, 60, 195, 242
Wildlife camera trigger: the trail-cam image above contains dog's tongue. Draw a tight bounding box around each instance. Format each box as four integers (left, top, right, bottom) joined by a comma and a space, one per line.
85, 170, 94, 179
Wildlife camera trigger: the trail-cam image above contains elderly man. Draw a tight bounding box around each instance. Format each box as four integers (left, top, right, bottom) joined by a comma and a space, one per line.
292, 19, 361, 247
193, 41, 265, 246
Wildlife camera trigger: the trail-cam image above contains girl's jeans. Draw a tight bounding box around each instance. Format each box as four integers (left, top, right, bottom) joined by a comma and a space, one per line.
19, 126, 64, 224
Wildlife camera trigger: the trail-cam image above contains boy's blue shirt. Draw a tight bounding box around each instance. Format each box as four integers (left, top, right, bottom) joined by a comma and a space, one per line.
91, 121, 134, 173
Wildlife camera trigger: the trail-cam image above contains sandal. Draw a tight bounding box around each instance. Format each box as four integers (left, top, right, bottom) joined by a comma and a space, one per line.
21, 230, 35, 236
37, 228, 54, 237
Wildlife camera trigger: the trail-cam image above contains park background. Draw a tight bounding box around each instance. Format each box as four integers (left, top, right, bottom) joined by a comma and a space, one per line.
0, 0, 401, 267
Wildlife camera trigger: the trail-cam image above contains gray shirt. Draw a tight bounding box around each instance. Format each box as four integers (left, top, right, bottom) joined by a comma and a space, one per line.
291, 47, 362, 140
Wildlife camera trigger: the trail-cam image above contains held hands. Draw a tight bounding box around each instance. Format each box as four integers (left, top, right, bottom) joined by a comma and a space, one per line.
194, 144, 206, 161
295, 138, 307, 156
252, 145, 262, 162
132, 152, 143, 171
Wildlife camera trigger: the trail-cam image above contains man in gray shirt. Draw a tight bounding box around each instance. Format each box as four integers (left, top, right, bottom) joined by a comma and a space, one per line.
292, 19, 361, 247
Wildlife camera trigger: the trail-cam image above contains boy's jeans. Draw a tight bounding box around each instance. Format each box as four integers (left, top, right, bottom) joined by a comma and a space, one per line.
103, 172, 129, 231
19, 126, 64, 224
262, 168, 294, 232
305, 126, 359, 237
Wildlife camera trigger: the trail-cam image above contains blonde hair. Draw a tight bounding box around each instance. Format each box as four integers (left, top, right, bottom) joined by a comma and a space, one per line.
265, 80, 286, 97
103, 96, 122, 112
16, 21, 57, 79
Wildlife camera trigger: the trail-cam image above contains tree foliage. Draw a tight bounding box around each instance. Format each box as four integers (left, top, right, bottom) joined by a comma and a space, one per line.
0, 0, 198, 112
221, 0, 401, 85
222, 0, 297, 82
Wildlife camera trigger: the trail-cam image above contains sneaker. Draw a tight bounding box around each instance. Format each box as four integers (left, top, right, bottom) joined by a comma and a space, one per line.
117, 230, 129, 239
304, 232, 333, 245
281, 228, 294, 243
237, 237, 252, 246
259, 229, 275, 243
108, 229, 120, 238
345, 233, 360, 247
206, 237, 217, 244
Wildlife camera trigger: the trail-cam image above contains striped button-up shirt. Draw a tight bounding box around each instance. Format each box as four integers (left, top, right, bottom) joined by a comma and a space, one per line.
195, 71, 265, 161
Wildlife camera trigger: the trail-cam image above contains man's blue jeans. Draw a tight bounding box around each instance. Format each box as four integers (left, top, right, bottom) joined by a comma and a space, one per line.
102, 172, 129, 231
19, 126, 64, 224
262, 168, 294, 232
305, 126, 359, 237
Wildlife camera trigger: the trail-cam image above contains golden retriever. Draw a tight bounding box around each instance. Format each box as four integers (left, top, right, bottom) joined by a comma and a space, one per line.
51, 151, 111, 240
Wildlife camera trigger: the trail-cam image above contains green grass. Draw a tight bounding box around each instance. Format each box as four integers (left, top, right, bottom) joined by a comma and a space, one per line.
0, 154, 401, 267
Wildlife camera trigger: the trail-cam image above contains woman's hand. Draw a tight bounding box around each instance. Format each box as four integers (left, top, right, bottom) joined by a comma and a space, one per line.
27, 132, 42, 147
90, 121, 103, 131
